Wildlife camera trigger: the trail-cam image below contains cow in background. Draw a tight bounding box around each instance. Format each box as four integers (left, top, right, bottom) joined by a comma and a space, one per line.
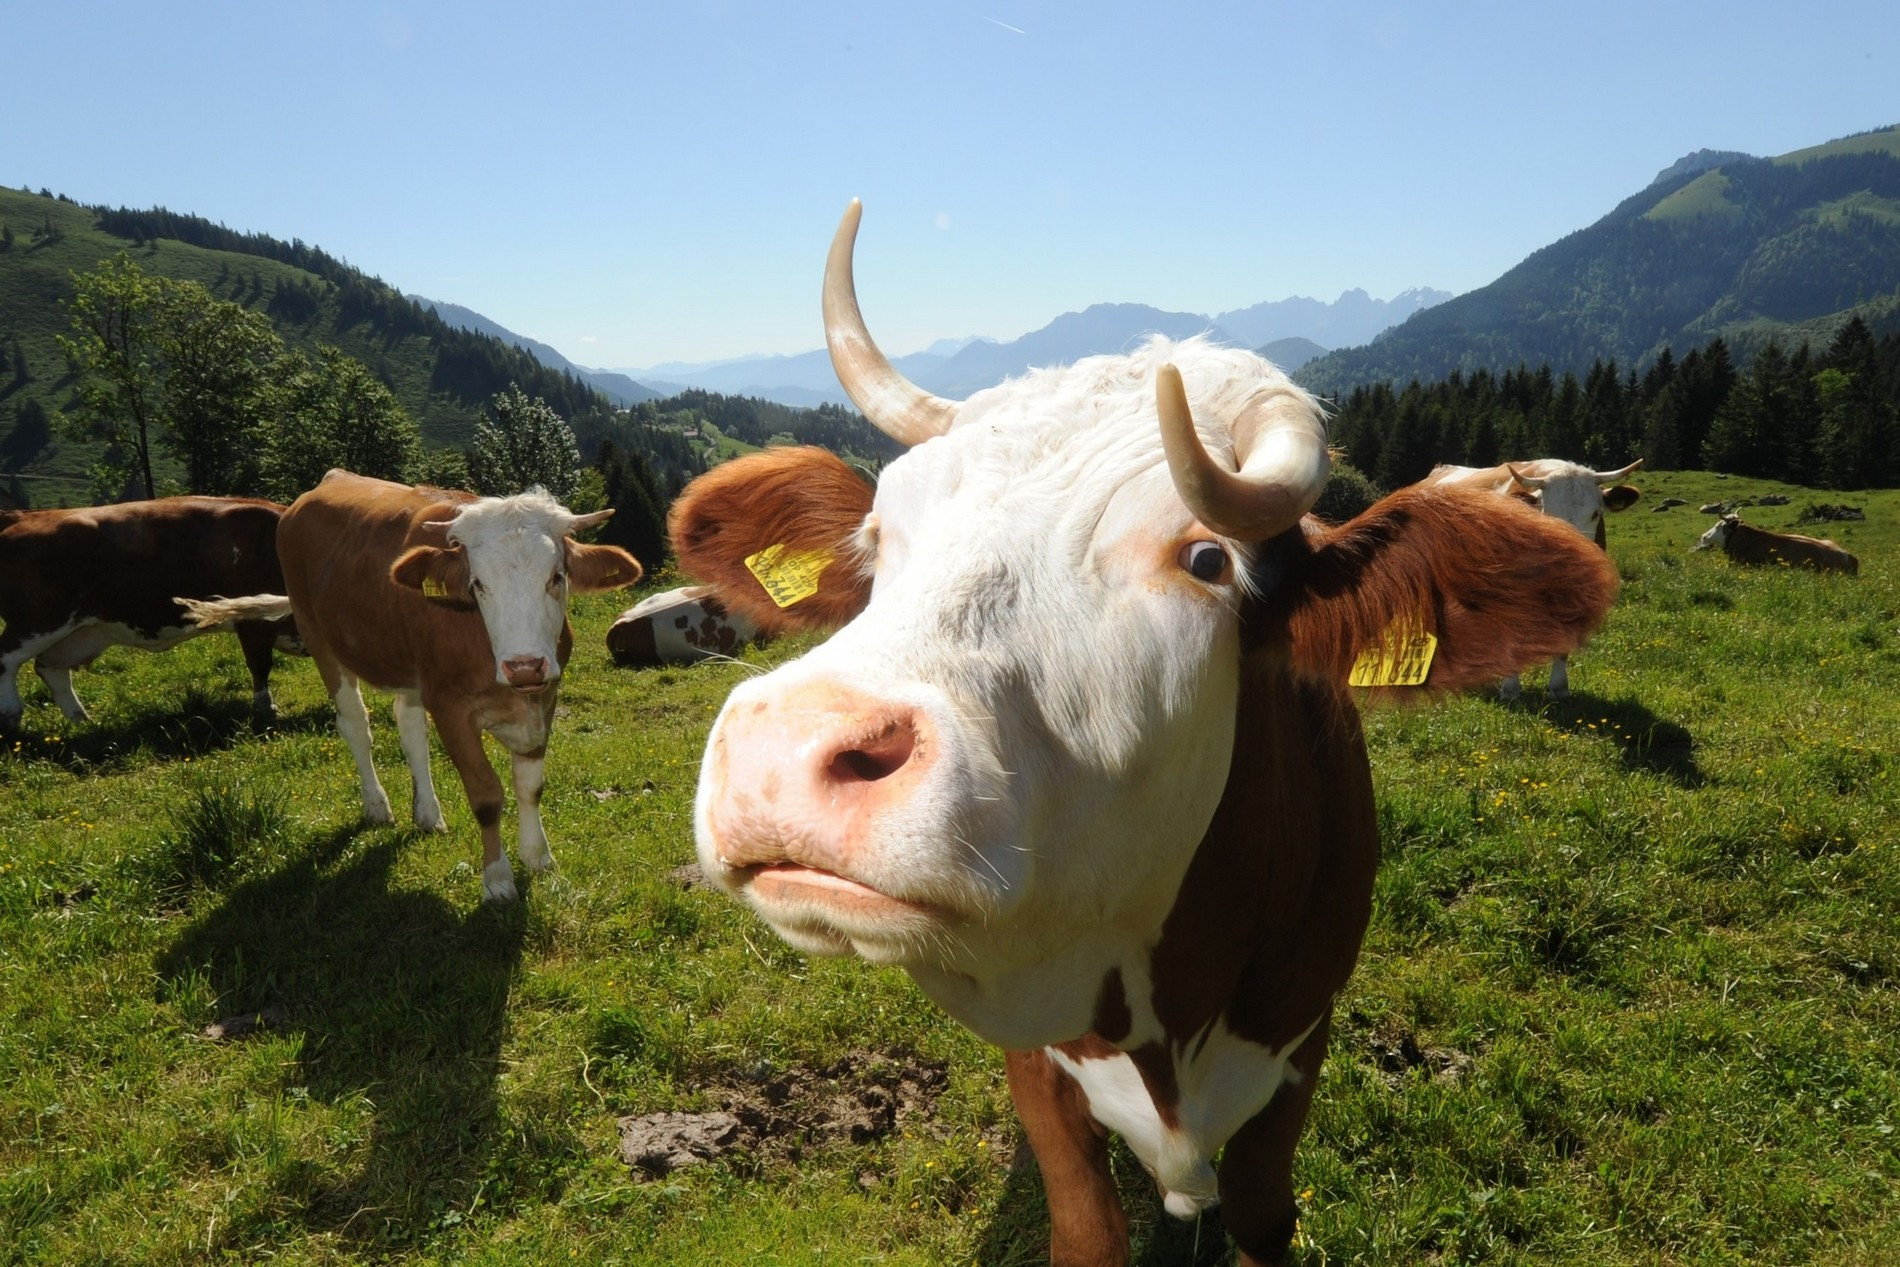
1, 497, 298, 735
183, 472, 640, 901
668, 202, 1620, 1267
1422, 458, 1641, 699
606, 586, 761, 666
1695, 514, 1859, 574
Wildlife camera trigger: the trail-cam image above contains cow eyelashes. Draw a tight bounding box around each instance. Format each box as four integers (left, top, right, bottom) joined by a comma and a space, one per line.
1179, 540, 1231, 584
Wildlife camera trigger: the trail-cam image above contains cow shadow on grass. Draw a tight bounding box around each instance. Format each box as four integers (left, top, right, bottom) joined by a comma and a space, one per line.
8, 693, 333, 770
1515, 690, 1704, 787
155, 820, 529, 1253
975, 1136, 1239, 1266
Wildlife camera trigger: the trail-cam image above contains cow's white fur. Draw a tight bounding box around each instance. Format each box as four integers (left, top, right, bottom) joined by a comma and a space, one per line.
445, 490, 579, 687
699, 337, 1320, 1044
2, 617, 203, 727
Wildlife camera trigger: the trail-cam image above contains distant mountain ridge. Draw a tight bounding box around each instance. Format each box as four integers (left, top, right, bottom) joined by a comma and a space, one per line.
1298, 123, 1900, 395
411, 296, 660, 406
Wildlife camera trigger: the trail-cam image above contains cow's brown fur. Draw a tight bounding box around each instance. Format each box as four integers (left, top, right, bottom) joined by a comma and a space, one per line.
0, 497, 293, 731
1714, 516, 1859, 574
671, 447, 1619, 1265
276, 471, 638, 882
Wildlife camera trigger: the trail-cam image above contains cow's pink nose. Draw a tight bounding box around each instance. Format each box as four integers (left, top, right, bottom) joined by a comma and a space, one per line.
709, 681, 936, 872
502, 655, 550, 687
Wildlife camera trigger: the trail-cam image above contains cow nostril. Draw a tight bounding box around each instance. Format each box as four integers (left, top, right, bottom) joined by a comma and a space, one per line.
827, 723, 917, 784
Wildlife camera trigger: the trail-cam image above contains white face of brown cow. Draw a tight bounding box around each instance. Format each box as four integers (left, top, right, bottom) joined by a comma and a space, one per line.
1509, 459, 1642, 545
1694, 515, 1738, 551
694, 341, 1300, 1022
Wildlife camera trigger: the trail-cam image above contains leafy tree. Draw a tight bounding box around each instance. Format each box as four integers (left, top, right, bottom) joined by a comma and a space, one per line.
262, 345, 421, 500
157, 283, 281, 494
56, 253, 167, 498
467, 384, 582, 502
594, 439, 669, 569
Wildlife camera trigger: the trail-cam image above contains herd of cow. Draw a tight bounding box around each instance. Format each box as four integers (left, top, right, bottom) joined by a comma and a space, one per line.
0, 202, 1869, 1265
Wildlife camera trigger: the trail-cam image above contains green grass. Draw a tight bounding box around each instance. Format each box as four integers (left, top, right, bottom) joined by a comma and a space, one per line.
4, 473, 1899, 1264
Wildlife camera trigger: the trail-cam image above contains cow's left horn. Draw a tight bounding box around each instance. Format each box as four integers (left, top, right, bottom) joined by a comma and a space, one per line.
823, 199, 959, 447
1593, 458, 1642, 483
1157, 364, 1330, 541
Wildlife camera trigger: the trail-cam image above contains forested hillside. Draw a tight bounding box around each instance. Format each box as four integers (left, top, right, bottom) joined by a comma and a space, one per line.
1299, 126, 1900, 395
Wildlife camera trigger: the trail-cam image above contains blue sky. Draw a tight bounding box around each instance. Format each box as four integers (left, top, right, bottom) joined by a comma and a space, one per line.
8, 2, 1896, 369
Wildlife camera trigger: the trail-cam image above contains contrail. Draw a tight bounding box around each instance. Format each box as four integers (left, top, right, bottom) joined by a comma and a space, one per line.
980, 15, 1026, 35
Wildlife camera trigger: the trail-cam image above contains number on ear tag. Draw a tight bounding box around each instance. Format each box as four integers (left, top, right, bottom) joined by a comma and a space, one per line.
1349, 623, 1438, 687
422, 579, 449, 599
744, 543, 834, 608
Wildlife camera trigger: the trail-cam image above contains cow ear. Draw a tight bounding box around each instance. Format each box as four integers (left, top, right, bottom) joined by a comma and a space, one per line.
1602, 484, 1641, 512
391, 544, 473, 604
668, 446, 876, 633
566, 540, 643, 592
1256, 485, 1619, 693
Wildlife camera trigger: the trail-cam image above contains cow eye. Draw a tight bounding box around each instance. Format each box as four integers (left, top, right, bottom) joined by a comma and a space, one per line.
470, 577, 487, 596
549, 571, 566, 591
1179, 540, 1231, 583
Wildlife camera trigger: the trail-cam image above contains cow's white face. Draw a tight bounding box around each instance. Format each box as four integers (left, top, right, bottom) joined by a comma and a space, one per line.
448, 492, 583, 691
1694, 516, 1736, 551
1522, 470, 1611, 539
695, 345, 1281, 1005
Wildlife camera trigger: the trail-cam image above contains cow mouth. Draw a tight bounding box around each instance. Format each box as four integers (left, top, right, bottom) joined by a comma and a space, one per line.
510, 681, 552, 695
733, 862, 955, 934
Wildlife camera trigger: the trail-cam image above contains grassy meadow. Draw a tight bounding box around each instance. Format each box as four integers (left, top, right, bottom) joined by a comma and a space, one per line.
3, 474, 1898, 1265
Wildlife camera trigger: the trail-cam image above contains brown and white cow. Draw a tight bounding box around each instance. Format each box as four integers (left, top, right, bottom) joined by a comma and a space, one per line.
605, 585, 762, 666
1421, 458, 1641, 699
1694, 513, 1859, 574
182, 471, 640, 901
0, 496, 298, 735
668, 202, 1618, 1266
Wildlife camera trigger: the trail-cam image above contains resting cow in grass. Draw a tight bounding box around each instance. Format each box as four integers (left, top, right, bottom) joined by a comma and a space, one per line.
182, 471, 640, 901
0, 496, 298, 735
606, 585, 761, 666
1421, 458, 1641, 699
668, 202, 1619, 1267
1694, 513, 1859, 574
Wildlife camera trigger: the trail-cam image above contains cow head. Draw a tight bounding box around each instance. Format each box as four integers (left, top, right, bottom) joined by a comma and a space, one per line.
1507, 459, 1643, 548
1694, 513, 1741, 551
675, 202, 1618, 1048
391, 490, 641, 690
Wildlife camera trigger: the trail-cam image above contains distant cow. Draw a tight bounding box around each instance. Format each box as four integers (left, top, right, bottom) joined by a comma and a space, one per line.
183, 472, 640, 901
671, 202, 1619, 1266
1422, 458, 1641, 698
0, 497, 298, 735
1695, 514, 1858, 574
606, 586, 761, 666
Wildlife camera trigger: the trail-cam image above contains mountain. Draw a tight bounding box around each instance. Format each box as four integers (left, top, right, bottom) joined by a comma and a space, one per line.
1258, 336, 1327, 371
1215, 288, 1450, 349
1297, 124, 1900, 395
410, 295, 661, 406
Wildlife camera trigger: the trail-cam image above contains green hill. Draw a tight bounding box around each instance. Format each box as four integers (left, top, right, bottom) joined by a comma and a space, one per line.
1299, 125, 1900, 395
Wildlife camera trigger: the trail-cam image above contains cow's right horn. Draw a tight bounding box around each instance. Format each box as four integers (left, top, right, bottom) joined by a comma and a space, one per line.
823, 200, 959, 447
1157, 364, 1330, 541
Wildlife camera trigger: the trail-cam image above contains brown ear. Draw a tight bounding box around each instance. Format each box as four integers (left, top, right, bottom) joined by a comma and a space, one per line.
668, 446, 876, 633
566, 540, 643, 592
1602, 484, 1641, 512
1256, 485, 1619, 692
391, 544, 473, 605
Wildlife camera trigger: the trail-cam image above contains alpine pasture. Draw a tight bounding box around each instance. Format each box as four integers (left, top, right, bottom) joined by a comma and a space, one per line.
3, 473, 1897, 1265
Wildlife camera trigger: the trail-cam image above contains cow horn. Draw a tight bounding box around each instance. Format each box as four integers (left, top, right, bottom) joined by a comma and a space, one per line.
823, 199, 959, 446
1156, 364, 1330, 541
1592, 458, 1642, 483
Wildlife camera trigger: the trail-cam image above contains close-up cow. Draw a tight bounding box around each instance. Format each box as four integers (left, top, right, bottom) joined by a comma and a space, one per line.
182, 471, 641, 902
667, 202, 1621, 1266
1421, 458, 1641, 699
0, 496, 300, 735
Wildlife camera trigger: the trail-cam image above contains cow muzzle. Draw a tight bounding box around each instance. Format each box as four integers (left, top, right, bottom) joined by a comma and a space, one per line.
501, 654, 554, 692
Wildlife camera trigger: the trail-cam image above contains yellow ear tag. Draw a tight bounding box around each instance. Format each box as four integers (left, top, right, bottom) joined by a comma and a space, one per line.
1349, 623, 1438, 687
744, 542, 834, 608
422, 579, 448, 598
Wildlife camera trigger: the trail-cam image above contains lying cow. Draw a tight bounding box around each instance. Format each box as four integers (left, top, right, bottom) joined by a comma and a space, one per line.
606, 585, 761, 666
1694, 514, 1859, 574
1421, 458, 1640, 699
0, 496, 298, 735
182, 472, 640, 901
669, 202, 1618, 1266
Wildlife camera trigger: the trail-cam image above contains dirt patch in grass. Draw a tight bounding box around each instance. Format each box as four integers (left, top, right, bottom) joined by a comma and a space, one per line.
620, 1048, 950, 1177
1363, 1017, 1473, 1087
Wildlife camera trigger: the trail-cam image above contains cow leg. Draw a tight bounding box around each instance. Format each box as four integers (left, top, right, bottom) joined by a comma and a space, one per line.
431, 709, 514, 902
511, 751, 554, 873
1215, 1014, 1331, 1267
233, 621, 279, 724
1, 624, 82, 732
392, 690, 446, 833
1547, 655, 1571, 699
331, 676, 394, 825
1498, 672, 1523, 702
1005, 1048, 1129, 1267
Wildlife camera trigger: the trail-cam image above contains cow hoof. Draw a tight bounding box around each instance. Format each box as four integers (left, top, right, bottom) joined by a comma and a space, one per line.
518, 842, 555, 873
414, 807, 448, 833
482, 860, 519, 903
362, 801, 395, 827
